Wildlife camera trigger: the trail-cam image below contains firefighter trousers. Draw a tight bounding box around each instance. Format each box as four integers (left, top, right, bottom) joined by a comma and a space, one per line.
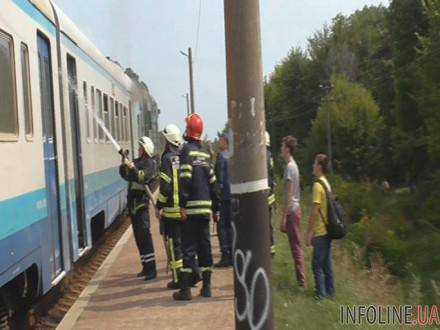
163, 219, 183, 282
130, 207, 156, 273
181, 216, 212, 276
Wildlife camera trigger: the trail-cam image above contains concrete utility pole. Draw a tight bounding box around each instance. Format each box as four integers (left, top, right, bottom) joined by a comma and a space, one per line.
224, 1, 273, 329
180, 48, 195, 114
184, 93, 190, 116
326, 105, 334, 174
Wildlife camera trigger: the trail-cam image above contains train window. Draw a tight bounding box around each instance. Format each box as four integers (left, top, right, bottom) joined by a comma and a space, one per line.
0, 31, 18, 140
118, 103, 123, 142
97, 89, 103, 141
91, 86, 96, 141
103, 93, 109, 142
114, 101, 119, 141
83, 81, 90, 140
121, 105, 126, 142
125, 106, 130, 143
20, 43, 33, 139
110, 97, 114, 140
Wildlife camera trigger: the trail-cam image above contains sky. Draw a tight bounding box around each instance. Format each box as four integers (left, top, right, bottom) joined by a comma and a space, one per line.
55, 0, 386, 138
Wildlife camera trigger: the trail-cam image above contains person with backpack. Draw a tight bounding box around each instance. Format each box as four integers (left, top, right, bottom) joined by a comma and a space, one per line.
306, 153, 335, 299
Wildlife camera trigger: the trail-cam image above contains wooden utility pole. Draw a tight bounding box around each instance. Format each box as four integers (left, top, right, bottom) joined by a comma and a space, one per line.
224, 1, 273, 329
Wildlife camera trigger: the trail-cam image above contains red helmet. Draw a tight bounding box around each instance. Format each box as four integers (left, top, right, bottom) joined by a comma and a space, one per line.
185, 114, 204, 141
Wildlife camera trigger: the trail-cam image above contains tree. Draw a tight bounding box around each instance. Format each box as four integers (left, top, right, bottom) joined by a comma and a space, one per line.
306, 76, 386, 180
388, 0, 430, 186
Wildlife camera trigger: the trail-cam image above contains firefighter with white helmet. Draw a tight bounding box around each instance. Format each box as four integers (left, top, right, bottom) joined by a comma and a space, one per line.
119, 136, 158, 280
156, 124, 184, 289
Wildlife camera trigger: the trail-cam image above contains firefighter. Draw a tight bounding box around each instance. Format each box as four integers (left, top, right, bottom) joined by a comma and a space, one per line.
173, 114, 221, 301
266, 131, 276, 256
156, 124, 184, 290
119, 136, 158, 281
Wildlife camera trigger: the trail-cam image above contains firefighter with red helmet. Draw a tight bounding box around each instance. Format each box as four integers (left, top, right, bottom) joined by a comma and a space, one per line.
173, 114, 221, 301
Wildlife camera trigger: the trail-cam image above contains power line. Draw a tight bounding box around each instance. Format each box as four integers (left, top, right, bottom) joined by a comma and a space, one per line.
195, 0, 202, 59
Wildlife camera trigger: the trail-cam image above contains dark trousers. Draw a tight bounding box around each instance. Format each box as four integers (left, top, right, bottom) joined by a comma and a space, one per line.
182, 216, 213, 275
312, 235, 334, 298
269, 206, 275, 253
131, 207, 156, 273
164, 219, 183, 282
217, 200, 233, 257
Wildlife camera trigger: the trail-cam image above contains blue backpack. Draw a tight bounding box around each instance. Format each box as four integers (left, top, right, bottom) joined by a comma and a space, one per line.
315, 179, 347, 240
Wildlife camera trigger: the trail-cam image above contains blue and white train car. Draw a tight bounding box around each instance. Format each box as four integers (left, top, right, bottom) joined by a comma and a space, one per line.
0, 0, 151, 320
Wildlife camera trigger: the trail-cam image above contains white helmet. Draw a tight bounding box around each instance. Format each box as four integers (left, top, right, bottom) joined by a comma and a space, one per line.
265, 131, 271, 147
162, 124, 182, 147
139, 136, 154, 157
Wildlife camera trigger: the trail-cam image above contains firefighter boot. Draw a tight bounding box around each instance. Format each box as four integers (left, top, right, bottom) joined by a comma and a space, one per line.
200, 271, 212, 298
173, 272, 192, 301
167, 270, 180, 290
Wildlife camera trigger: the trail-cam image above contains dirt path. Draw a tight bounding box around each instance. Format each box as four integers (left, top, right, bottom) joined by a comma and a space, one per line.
58, 206, 234, 330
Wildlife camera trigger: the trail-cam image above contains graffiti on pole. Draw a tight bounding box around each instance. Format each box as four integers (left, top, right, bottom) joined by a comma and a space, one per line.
232, 222, 270, 330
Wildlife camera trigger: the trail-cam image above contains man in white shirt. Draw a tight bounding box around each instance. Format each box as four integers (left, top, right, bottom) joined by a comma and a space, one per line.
280, 135, 306, 287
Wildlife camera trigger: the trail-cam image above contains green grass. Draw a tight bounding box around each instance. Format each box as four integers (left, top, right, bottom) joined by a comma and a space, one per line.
271, 189, 423, 330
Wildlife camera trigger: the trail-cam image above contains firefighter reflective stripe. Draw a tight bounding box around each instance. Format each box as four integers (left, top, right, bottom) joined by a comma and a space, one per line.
180, 164, 193, 171
200, 267, 212, 272
162, 211, 181, 219
138, 170, 146, 182
171, 259, 183, 268
172, 166, 179, 208
188, 151, 210, 159
131, 182, 146, 191
163, 207, 181, 219
180, 267, 193, 273
160, 172, 171, 183
186, 208, 212, 216
169, 238, 177, 281
158, 193, 168, 203
209, 175, 217, 184
132, 202, 146, 213
164, 207, 180, 213
187, 200, 212, 207
268, 193, 276, 205
141, 253, 155, 264
180, 172, 192, 179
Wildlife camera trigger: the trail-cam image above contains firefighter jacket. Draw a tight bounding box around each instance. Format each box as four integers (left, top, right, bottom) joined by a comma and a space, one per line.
267, 148, 276, 207
179, 140, 221, 217
119, 156, 158, 214
157, 146, 182, 220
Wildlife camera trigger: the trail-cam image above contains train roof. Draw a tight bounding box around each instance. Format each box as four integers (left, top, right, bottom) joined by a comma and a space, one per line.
29, 0, 133, 92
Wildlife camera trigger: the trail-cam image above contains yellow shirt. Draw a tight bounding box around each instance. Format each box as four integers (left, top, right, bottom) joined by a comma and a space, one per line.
312, 176, 331, 237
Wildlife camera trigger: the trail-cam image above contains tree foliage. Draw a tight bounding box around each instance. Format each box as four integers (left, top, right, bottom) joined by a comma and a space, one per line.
306, 76, 385, 180
263, 1, 440, 228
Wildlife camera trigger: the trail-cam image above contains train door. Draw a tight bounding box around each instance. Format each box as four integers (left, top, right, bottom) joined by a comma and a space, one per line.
66, 55, 87, 250
37, 33, 63, 279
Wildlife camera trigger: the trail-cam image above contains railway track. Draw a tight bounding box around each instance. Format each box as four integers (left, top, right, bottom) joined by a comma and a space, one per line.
12, 214, 132, 330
